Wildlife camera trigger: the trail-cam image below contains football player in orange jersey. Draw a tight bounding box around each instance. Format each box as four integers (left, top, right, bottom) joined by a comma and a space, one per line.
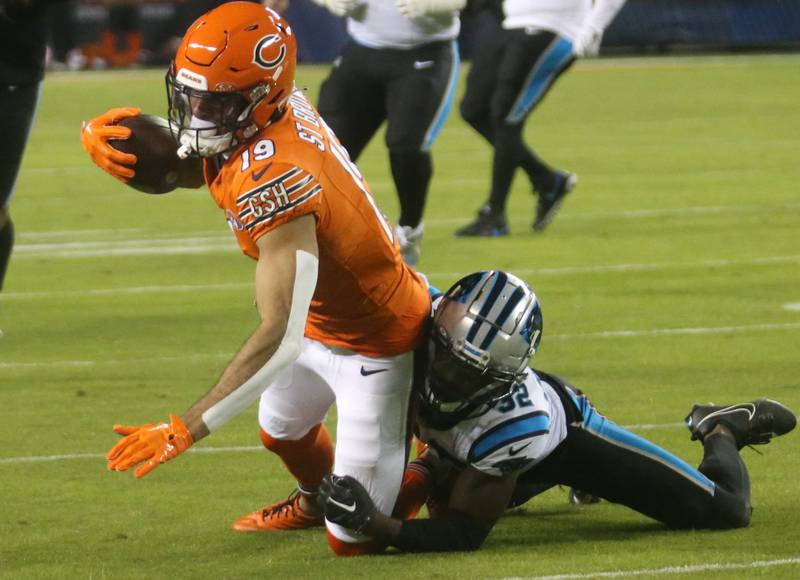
80, 2, 431, 556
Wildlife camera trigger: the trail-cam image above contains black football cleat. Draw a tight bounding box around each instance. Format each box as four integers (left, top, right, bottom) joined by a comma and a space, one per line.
533, 171, 577, 232
686, 399, 797, 449
455, 204, 509, 237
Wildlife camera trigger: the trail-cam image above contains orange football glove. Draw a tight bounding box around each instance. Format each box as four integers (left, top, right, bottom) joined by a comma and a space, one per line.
80, 107, 141, 183
106, 414, 194, 478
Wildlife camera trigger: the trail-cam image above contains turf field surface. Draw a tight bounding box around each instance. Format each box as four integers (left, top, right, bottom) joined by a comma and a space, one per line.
1, 54, 799, 578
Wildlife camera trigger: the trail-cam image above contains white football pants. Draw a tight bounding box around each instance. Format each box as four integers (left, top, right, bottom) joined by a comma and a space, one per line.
258, 337, 413, 543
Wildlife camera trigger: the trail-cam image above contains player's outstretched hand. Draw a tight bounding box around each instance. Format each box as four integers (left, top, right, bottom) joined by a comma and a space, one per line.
319, 474, 377, 533
80, 107, 141, 183
106, 414, 193, 478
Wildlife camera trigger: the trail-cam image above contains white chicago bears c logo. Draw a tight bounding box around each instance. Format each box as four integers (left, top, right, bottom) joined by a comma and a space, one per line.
253, 35, 286, 70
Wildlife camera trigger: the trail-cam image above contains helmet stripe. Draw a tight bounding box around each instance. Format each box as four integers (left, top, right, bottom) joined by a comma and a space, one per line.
479, 286, 527, 350
466, 271, 507, 343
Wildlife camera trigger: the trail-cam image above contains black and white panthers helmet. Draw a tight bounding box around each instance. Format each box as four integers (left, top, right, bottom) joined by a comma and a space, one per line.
420, 271, 543, 430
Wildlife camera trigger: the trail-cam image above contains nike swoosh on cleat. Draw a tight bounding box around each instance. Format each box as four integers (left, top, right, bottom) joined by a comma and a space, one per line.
360, 366, 389, 377
328, 498, 357, 513
508, 442, 532, 456
697, 404, 756, 432
413, 60, 435, 70
251, 163, 272, 182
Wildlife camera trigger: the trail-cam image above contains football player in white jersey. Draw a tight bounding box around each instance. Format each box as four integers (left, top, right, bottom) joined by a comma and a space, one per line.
456, 0, 627, 236
318, 271, 797, 552
312, 0, 464, 265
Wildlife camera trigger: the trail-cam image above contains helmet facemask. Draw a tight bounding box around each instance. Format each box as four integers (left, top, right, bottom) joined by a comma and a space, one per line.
166, 3, 298, 158
166, 67, 266, 158
418, 270, 543, 431
419, 330, 527, 431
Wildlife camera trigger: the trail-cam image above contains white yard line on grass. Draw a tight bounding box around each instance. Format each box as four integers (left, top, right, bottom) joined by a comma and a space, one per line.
0, 352, 232, 370
427, 254, 800, 282
15, 202, 800, 238
4, 254, 799, 299
13, 234, 239, 259
509, 556, 800, 580
552, 322, 800, 340
0, 446, 264, 465
0, 424, 683, 465
3, 323, 799, 372
3, 282, 252, 300
9, 202, 799, 258
17, 228, 147, 239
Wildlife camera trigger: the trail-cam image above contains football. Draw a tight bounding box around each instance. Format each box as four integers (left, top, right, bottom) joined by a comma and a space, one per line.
109, 115, 184, 194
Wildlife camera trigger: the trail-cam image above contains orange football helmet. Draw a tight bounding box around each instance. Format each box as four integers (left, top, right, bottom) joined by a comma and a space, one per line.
166, 2, 297, 158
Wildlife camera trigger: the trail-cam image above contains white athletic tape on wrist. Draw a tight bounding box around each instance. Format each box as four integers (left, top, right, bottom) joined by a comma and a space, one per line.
201, 250, 318, 433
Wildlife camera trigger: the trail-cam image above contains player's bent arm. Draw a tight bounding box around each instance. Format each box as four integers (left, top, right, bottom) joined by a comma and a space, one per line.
181, 214, 319, 440
176, 157, 205, 189
367, 466, 518, 552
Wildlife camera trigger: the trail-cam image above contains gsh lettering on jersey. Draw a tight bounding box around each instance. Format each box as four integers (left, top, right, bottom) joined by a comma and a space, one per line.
205, 91, 430, 357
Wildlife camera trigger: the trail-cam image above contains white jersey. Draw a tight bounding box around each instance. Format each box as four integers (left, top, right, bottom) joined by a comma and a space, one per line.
503, 0, 624, 43
419, 370, 568, 477
348, 0, 460, 49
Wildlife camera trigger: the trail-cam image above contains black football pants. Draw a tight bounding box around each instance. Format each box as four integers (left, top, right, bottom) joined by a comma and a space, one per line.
0, 81, 39, 289
516, 382, 752, 529
460, 26, 575, 211
317, 40, 458, 227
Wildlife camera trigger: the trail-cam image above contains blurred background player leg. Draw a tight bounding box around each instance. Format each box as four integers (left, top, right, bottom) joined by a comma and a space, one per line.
456, 27, 575, 237
315, 0, 462, 266
385, 40, 459, 266
456, 0, 628, 236
456, 11, 510, 237
318, 40, 458, 267
44, 1, 76, 70
0, 83, 38, 290
317, 42, 387, 166
0, 1, 52, 302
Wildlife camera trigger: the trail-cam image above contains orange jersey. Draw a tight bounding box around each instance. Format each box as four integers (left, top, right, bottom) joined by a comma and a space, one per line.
204, 91, 430, 357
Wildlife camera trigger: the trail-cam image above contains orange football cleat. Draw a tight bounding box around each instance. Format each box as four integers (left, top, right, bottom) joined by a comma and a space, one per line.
232, 490, 325, 532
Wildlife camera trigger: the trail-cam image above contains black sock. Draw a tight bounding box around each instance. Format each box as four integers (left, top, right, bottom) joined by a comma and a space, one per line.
488, 123, 526, 213
0, 216, 13, 291
467, 116, 552, 206
518, 145, 554, 192
699, 432, 752, 528
390, 150, 431, 228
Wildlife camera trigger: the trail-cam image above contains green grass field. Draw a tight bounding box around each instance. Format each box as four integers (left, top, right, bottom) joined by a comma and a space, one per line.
2, 53, 799, 578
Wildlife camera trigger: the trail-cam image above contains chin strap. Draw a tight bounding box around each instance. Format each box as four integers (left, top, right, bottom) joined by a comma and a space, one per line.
177, 128, 236, 159
176, 138, 193, 160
